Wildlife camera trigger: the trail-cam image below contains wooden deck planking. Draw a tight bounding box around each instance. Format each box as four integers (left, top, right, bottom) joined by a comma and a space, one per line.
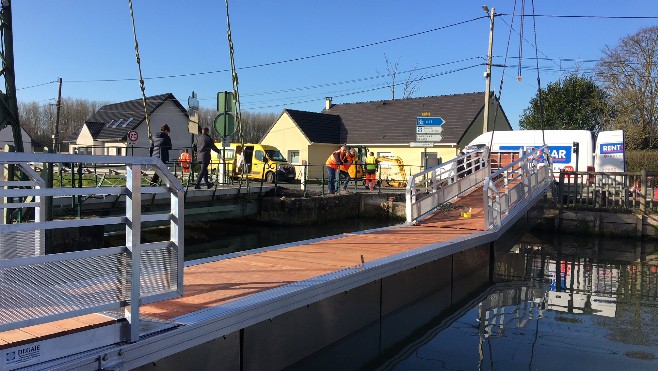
141, 188, 487, 319
1, 187, 488, 348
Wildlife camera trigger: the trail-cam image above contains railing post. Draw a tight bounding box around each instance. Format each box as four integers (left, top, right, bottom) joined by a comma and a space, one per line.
125, 163, 142, 343
171, 174, 184, 296
641, 169, 647, 213
301, 161, 308, 197
483, 177, 490, 229
405, 176, 414, 224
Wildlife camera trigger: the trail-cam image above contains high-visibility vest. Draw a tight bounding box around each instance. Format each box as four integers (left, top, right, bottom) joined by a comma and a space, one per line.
178, 152, 192, 173
340, 153, 356, 172
365, 155, 377, 171
326, 150, 342, 169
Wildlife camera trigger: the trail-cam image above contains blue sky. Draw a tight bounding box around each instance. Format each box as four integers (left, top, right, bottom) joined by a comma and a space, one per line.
11, 1, 658, 129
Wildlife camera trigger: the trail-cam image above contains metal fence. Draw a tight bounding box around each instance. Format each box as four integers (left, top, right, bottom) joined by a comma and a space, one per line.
0, 152, 184, 342
405, 149, 490, 224
556, 170, 658, 213
483, 146, 554, 231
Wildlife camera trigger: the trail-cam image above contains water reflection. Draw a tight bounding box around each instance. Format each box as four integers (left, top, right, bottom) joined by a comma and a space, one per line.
380, 234, 658, 370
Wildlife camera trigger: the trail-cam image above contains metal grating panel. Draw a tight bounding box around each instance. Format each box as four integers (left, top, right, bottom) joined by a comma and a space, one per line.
140, 246, 179, 296
0, 231, 41, 258
0, 252, 127, 328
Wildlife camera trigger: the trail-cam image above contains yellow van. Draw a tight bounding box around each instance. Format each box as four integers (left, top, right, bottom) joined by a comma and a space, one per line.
210, 143, 295, 183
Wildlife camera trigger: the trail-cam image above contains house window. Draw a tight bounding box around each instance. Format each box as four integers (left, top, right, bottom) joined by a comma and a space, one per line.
288, 150, 300, 164
122, 117, 134, 127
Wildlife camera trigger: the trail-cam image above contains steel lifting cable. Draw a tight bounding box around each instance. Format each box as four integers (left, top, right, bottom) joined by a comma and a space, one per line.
518, 0, 525, 81
225, 0, 246, 187
530, 0, 546, 146
487, 1, 519, 159
128, 0, 152, 142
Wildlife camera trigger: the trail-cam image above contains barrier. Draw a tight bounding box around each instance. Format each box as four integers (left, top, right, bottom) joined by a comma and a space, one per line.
0, 152, 184, 342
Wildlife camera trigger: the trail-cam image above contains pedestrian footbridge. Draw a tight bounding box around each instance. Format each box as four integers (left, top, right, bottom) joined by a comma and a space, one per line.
0, 147, 553, 370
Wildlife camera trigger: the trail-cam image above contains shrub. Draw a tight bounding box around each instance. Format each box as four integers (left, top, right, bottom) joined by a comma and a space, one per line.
626, 151, 658, 172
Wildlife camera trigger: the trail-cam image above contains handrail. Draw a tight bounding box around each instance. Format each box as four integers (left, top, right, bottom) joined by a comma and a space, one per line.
483, 146, 553, 231
0, 152, 184, 343
406, 149, 489, 224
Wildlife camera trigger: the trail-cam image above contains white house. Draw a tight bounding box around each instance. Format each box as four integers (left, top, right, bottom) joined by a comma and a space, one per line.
66, 93, 192, 159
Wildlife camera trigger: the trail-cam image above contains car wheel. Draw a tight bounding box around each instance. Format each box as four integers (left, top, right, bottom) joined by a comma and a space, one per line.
265, 171, 275, 183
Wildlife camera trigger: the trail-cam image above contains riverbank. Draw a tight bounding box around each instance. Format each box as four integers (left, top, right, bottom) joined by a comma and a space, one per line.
252, 186, 406, 225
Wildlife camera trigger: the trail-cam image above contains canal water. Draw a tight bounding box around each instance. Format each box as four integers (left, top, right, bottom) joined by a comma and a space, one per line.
130, 220, 658, 370
371, 232, 658, 370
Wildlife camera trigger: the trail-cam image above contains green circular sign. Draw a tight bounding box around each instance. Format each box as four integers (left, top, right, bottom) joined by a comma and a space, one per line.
214, 113, 236, 137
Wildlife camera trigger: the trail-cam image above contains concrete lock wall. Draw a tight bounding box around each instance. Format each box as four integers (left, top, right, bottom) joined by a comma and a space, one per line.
135, 244, 491, 371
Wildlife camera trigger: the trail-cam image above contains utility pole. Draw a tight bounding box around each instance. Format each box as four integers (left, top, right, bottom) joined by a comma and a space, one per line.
53, 77, 62, 152
482, 6, 495, 134
0, 0, 23, 152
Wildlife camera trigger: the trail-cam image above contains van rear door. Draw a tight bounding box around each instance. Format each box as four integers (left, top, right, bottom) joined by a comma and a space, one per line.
595, 130, 625, 172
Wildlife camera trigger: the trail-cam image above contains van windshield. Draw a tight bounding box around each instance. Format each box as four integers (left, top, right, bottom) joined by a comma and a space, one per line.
265, 150, 287, 162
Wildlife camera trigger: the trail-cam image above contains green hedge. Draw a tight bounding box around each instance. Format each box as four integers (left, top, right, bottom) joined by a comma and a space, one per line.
626, 150, 658, 172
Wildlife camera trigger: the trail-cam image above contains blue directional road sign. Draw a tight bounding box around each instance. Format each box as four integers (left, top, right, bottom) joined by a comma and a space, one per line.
416, 117, 445, 126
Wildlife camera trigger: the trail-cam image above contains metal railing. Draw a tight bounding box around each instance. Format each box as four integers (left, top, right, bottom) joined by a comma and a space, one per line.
483, 146, 553, 231
556, 170, 658, 213
406, 149, 489, 224
0, 152, 184, 343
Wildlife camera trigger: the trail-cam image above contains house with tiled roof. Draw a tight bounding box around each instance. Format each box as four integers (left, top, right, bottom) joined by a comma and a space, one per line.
260, 109, 345, 179
261, 92, 512, 179
67, 93, 190, 159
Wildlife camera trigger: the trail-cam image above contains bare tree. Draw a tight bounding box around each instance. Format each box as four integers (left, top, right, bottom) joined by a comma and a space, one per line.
383, 54, 399, 99
190, 107, 276, 143
19, 98, 277, 150
381, 54, 425, 100
595, 26, 658, 150
402, 62, 424, 99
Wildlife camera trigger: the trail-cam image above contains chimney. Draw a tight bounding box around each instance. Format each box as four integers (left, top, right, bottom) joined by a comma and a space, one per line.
325, 97, 333, 110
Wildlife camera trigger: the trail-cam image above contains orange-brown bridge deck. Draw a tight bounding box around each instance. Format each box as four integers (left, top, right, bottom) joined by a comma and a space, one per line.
0, 188, 487, 348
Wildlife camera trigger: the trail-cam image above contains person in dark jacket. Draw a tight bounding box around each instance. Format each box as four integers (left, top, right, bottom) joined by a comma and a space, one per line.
193, 127, 221, 189
149, 124, 172, 185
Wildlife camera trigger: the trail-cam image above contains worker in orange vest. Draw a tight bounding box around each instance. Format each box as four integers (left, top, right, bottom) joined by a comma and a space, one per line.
338, 148, 357, 193
178, 149, 192, 174
325, 146, 347, 194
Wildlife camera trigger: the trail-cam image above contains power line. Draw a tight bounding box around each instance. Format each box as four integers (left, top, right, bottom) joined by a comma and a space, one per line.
64, 16, 485, 84
16, 80, 58, 90
502, 14, 658, 20
242, 64, 481, 111
241, 56, 484, 97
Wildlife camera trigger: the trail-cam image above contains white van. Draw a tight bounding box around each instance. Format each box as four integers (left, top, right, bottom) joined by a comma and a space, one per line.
465, 130, 625, 173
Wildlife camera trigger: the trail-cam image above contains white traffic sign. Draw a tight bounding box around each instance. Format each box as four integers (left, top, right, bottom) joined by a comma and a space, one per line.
416, 133, 443, 142
417, 126, 443, 134
127, 130, 139, 142
410, 142, 435, 147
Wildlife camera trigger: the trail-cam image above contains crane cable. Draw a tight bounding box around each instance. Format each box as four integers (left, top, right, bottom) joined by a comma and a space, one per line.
225, 0, 246, 189
128, 0, 152, 142
531, 0, 547, 146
